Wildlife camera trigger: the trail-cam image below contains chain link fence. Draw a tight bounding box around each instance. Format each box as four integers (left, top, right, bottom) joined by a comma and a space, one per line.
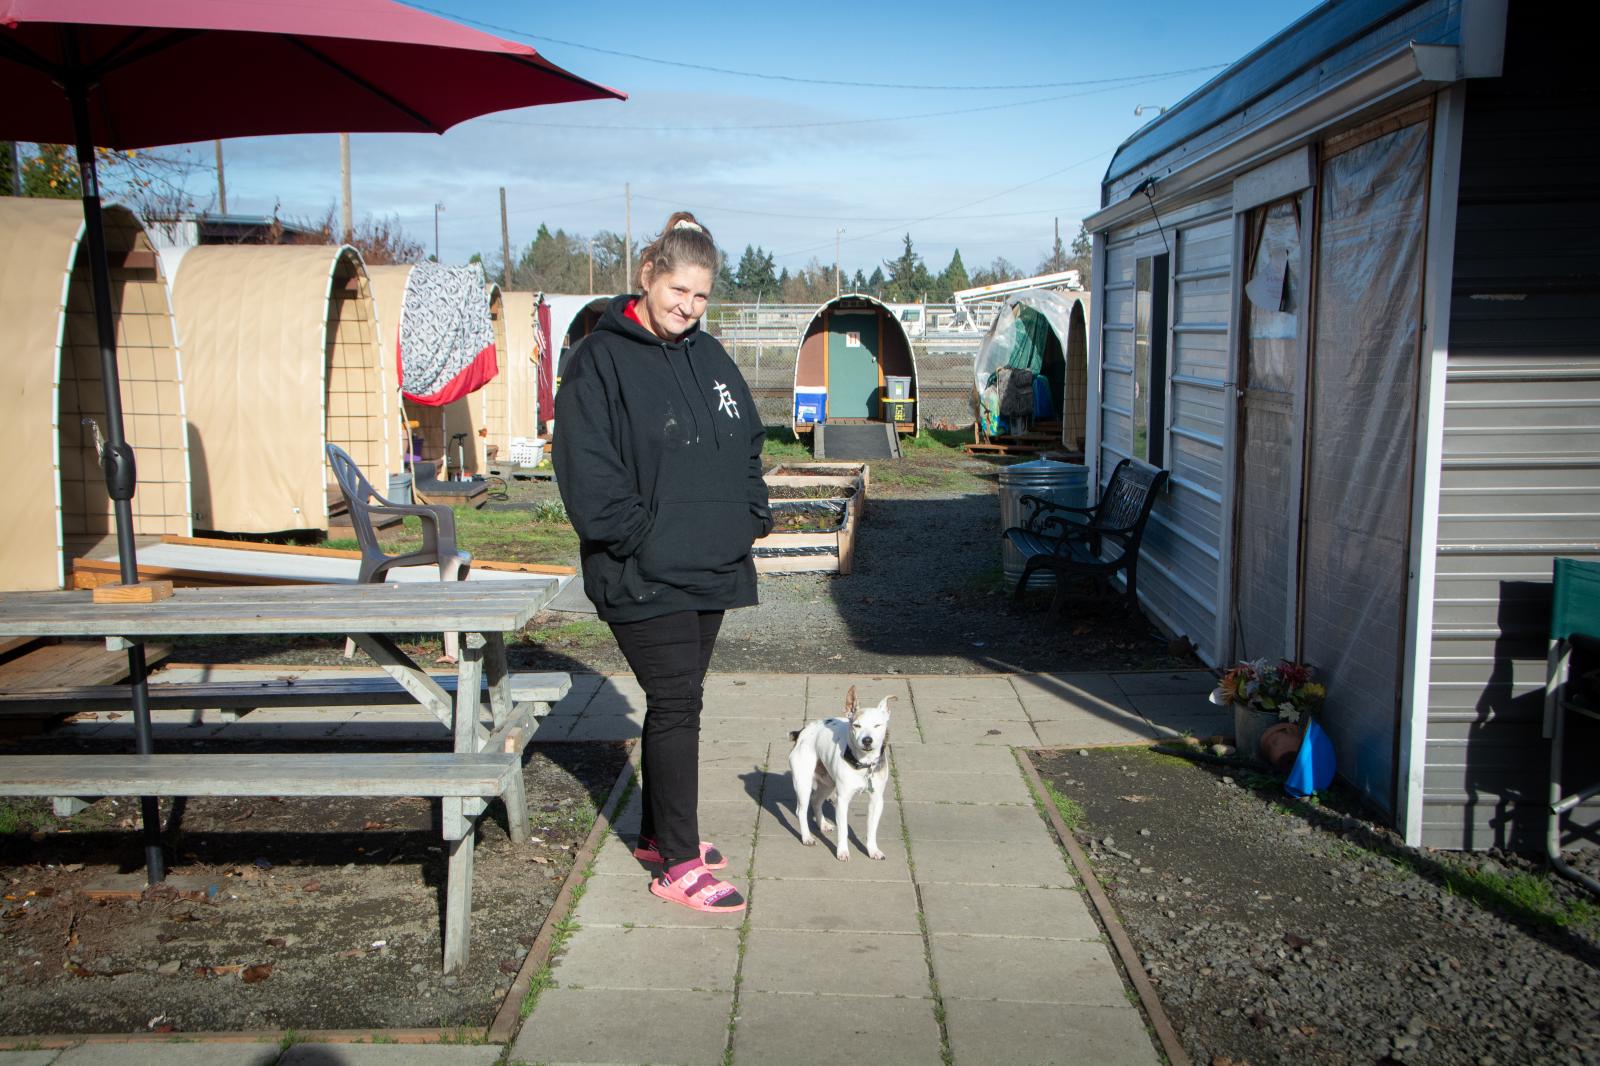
707, 305, 981, 430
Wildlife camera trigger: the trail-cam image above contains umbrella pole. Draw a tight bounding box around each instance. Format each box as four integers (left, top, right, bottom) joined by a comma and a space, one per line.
65, 64, 166, 885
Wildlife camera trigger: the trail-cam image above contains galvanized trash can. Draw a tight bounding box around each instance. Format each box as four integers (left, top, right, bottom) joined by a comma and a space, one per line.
387, 472, 414, 505
998, 459, 1089, 589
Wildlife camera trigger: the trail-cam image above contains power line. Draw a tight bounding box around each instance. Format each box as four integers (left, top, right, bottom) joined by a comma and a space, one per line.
774, 146, 1114, 261
410, 4, 1225, 92
630, 191, 1097, 225
482, 69, 1212, 134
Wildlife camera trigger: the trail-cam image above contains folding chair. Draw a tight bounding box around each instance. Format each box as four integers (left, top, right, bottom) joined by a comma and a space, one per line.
1544, 556, 1600, 895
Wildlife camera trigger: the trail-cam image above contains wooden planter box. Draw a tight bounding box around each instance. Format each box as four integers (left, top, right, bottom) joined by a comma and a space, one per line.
754, 463, 868, 575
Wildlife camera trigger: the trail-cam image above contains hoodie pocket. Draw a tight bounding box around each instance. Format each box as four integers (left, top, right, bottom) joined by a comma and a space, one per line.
635, 499, 754, 591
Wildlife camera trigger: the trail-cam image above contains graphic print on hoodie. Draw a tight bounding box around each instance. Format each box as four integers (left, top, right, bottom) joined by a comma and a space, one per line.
553, 295, 771, 623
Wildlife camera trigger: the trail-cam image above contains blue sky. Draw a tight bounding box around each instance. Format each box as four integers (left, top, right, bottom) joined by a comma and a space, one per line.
158, 0, 1321, 280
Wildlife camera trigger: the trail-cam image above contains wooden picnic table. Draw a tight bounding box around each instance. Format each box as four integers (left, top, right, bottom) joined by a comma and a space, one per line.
0, 579, 567, 973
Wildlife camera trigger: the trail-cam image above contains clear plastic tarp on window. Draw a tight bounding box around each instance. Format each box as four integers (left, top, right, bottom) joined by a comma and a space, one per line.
1300, 118, 1430, 814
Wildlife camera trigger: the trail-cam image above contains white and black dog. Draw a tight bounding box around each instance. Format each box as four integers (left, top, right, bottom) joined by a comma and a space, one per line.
787, 686, 894, 861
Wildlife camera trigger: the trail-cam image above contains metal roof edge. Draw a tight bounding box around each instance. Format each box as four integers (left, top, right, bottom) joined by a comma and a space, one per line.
1101, 0, 1459, 191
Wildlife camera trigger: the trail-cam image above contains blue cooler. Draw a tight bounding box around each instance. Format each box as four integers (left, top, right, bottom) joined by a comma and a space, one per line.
795, 388, 827, 424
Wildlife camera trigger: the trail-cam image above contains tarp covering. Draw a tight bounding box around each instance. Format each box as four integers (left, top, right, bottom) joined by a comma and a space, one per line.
0, 197, 189, 590
973, 290, 1088, 442
1301, 118, 1430, 815
170, 244, 381, 532
365, 263, 414, 477
535, 296, 553, 426
398, 262, 497, 406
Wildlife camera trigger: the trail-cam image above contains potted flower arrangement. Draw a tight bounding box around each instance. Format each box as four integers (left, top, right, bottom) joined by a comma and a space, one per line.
1210, 659, 1326, 769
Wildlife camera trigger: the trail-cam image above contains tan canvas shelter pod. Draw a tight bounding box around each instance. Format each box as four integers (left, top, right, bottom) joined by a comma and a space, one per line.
0, 196, 190, 591
169, 244, 384, 533
368, 263, 487, 477
499, 290, 542, 441
478, 283, 511, 464
792, 293, 920, 436
972, 290, 1090, 452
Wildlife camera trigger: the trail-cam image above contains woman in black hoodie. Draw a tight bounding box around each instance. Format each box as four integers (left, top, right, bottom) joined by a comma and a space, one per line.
554, 211, 769, 912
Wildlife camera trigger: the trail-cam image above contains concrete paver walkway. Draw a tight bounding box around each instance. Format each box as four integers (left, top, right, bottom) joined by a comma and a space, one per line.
511, 668, 1221, 1066
10, 666, 1220, 1065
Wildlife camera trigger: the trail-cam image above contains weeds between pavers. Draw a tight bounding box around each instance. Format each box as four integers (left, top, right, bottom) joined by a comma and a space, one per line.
719, 751, 766, 1066
891, 757, 955, 1066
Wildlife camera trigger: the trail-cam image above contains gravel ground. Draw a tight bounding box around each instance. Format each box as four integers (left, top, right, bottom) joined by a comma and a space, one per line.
1032, 745, 1600, 1066
510, 446, 1201, 677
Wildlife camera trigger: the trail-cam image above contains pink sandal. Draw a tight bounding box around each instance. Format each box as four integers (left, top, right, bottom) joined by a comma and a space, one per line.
633, 837, 727, 871
649, 864, 745, 913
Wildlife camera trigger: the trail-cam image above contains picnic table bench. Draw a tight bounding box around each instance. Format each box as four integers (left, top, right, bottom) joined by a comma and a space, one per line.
1002, 457, 1169, 615
0, 671, 570, 717
0, 580, 565, 973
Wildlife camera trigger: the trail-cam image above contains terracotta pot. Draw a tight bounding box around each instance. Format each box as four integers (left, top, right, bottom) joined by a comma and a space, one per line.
1259, 721, 1306, 774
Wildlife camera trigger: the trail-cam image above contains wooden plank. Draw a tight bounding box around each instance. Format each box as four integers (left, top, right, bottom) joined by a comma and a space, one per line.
91, 580, 174, 604
0, 642, 171, 691
753, 554, 840, 574
0, 753, 518, 797
0, 671, 570, 714
71, 558, 318, 590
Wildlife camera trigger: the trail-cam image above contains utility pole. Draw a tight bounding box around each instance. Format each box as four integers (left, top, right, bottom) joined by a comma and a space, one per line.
498, 186, 512, 288
623, 182, 631, 289
587, 239, 595, 295
433, 201, 444, 262
214, 140, 227, 214
339, 134, 352, 242
9, 142, 22, 196
835, 228, 844, 297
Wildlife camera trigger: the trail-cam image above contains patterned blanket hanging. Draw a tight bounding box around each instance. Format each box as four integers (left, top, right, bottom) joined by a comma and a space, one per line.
398, 263, 498, 406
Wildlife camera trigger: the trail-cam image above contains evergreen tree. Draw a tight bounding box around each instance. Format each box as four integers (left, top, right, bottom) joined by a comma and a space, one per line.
735, 244, 779, 301
938, 249, 970, 299
867, 266, 885, 296
882, 233, 933, 302
0, 142, 17, 196
852, 268, 868, 293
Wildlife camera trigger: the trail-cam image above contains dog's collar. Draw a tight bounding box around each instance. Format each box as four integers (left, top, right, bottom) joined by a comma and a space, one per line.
843, 728, 890, 782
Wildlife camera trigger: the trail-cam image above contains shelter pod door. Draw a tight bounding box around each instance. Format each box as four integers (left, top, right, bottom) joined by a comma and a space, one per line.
1231, 195, 1308, 665
827, 311, 880, 418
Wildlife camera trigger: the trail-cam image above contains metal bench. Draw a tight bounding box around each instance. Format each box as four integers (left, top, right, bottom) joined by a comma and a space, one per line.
1001, 457, 1169, 615
0, 752, 520, 972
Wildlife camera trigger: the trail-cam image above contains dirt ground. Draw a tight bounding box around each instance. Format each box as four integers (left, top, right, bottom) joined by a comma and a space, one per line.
1031, 746, 1600, 1066
0, 740, 627, 1036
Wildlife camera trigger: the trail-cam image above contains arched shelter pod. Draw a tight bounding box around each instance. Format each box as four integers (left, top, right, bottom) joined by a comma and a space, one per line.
0, 197, 190, 590
497, 290, 543, 446
972, 290, 1090, 452
547, 294, 613, 383
366, 263, 415, 479
170, 244, 383, 533
791, 293, 919, 436
476, 281, 515, 464
368, 264, 489, 477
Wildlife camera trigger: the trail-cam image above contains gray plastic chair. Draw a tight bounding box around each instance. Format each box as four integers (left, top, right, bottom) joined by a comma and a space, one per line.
325, 443, 472, 585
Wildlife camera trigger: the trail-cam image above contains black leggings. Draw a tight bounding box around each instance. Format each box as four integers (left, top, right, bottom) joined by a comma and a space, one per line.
608, 609, 724, 869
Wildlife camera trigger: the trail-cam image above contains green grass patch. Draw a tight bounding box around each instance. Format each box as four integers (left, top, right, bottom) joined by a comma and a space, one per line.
1042, 780, 1085, 830
362, 505, 578, 567
518, 618, 613, 653
1441, 864, 1600, 932
762, 427, 811, 461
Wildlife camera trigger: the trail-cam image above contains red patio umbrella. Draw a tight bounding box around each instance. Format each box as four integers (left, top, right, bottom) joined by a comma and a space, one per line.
0, 0, 623, 882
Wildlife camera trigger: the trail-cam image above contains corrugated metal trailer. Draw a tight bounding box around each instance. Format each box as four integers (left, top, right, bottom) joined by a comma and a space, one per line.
1082, 0, 1599, 851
